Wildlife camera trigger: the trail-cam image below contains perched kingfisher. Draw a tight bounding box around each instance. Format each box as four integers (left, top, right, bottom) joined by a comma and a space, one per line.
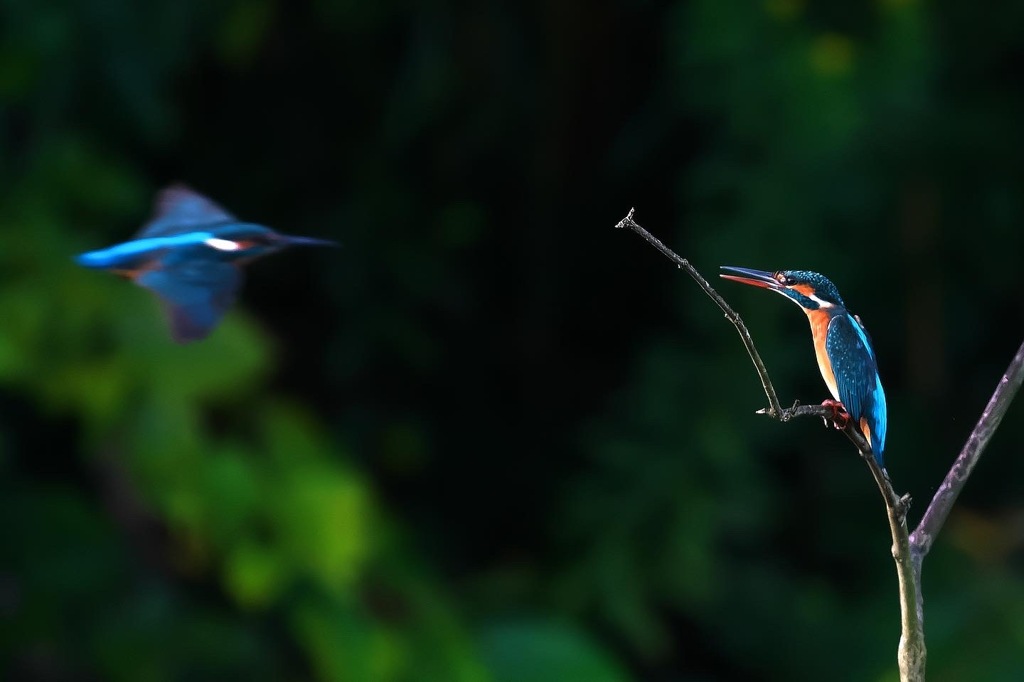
76, 185, 336, 343
719, 267, 888, 468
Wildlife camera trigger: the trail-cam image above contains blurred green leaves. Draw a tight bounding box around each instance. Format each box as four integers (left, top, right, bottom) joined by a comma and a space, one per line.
479, 619, 630, 682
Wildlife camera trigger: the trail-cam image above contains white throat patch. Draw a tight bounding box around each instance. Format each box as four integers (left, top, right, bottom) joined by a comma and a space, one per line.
807, 292, 834, 308
204, 237, 243, 251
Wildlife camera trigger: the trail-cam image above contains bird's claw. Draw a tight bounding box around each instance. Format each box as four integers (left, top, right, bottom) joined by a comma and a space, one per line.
820, 399, 850, 430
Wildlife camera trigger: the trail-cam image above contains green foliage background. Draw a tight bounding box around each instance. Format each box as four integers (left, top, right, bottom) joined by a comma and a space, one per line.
3, 1, 1024, 680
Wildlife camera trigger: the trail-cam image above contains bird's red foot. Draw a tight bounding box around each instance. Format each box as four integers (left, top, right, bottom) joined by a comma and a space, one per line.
821, 399, 850, 430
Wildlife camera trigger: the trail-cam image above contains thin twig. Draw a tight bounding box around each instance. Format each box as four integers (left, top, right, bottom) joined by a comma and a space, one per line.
616, 208, 923, 681
615, 208, 784, 419
776, 403, 872, 450
910, 339, 1024, 559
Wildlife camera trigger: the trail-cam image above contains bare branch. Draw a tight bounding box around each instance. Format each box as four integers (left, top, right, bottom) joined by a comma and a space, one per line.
616, 208, 784, 419
775, 403, 871, 449
910, 339, 1024, 559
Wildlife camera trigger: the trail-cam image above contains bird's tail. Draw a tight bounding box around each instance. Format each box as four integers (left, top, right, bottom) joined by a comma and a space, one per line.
860, 416, 885, 469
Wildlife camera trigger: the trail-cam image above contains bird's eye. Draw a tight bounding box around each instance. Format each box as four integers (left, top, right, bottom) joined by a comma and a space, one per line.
774, 272, 797, 286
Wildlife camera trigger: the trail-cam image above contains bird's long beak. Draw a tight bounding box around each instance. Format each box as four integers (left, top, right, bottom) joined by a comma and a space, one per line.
719, 266, 780, 290
277, 234, 339, 247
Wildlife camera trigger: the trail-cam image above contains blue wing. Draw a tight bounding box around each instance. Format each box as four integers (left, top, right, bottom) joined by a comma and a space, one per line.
136, 257, 242, 342
825, 312, 888, 466
75, 232, 220, 271
136, 185, 237, 238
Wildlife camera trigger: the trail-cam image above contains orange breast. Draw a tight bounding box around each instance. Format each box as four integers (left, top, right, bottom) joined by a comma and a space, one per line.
806, 309, 840, 401
113, 258, 161, 281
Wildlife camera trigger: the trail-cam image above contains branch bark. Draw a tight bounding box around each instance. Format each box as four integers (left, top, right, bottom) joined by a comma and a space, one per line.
909, 340, 1024, 560
615, 209, 924, 679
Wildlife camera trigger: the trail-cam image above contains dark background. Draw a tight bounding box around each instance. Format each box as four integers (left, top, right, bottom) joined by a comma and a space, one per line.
3, 1, 1024, 680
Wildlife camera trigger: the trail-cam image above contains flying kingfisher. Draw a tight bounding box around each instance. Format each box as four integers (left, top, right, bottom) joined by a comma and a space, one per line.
719, 267, 888, 468
76, 185, 336, 343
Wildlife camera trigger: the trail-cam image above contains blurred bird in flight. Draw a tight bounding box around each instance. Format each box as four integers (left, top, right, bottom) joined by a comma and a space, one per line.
76, 185, 335, 342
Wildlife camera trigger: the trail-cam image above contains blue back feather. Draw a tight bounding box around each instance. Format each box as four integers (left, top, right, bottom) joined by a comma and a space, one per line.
825, 312, 887, 466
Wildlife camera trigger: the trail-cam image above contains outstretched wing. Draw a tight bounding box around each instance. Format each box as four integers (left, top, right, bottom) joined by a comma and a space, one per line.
136, 258, 243, 342
825, 313, 888, 461
136, 185, 237, 239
